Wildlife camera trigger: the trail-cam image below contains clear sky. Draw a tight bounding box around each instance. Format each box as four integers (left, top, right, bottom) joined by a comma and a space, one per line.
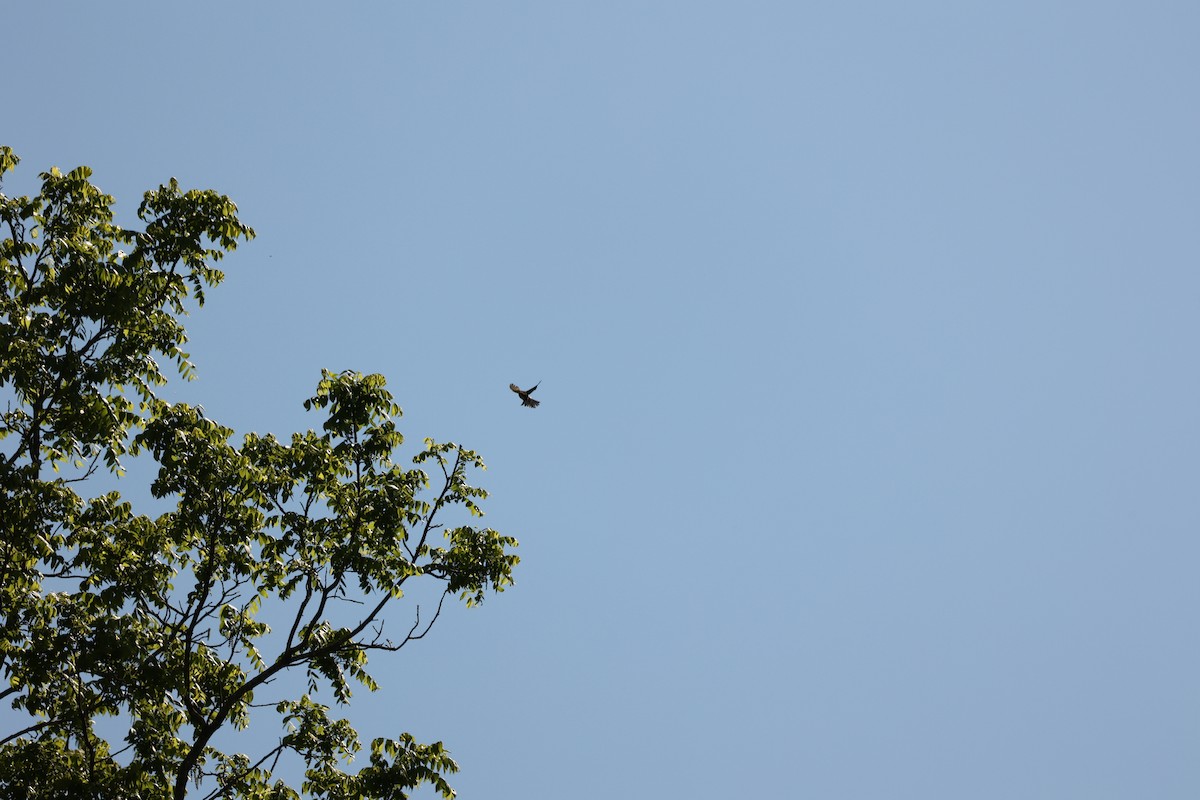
6, 2, 1199, 797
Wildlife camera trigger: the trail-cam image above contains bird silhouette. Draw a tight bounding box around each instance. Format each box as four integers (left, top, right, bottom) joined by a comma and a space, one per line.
510, 382, 540, 408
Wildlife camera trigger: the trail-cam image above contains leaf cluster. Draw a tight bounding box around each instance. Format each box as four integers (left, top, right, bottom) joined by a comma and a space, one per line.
0, 150, 518, 799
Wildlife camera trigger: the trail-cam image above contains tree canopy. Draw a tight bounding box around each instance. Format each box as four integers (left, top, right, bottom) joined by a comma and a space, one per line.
0, 147, 519, 799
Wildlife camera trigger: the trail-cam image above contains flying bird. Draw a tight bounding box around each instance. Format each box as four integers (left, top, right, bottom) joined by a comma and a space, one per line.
510, 382, 541, 408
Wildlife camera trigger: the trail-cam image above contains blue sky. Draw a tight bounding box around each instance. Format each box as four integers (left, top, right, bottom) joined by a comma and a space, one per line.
6, 2, 1200, 797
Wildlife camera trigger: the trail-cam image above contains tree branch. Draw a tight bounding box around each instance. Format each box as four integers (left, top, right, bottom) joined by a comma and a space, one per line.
0, 718, 62, 748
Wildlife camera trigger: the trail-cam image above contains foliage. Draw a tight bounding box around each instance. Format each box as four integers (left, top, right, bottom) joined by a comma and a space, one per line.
0, 148, 519, 799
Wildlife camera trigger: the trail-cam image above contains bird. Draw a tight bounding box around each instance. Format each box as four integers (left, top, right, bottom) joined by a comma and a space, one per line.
510, 382, 541, 408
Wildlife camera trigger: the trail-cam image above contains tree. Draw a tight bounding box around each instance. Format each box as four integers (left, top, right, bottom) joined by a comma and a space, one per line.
0, 148, 519, 799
